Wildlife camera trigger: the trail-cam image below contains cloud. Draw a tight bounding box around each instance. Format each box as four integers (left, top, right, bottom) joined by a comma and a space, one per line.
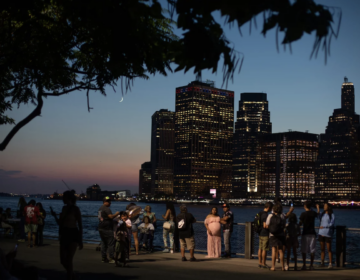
0, 169, 22, 177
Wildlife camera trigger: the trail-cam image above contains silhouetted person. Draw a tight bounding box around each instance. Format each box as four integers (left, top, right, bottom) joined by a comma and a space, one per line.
35, 202, 46, 246
51, 190, 83, 280
17, 197, 27, 242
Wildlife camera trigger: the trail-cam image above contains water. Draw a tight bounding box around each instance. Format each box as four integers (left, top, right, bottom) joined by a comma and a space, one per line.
2, 196, 360, 240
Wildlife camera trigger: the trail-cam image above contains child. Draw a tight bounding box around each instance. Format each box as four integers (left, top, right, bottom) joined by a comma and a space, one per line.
285, 213, 301, 271
114, 212, 130, 267
138, 216, 155, 251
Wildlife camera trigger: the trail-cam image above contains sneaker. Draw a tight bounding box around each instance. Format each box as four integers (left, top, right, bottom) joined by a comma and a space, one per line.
163, 249, 170, 253
261, 264, 270, 269
108, 258, 116, 264
170, 250, 174, 254
181, 257, 187, 261
258, 264, 262, 268
102, 258, 109, 263
277, 259, 280, 263
328, 264, 333, 269
190, 257, 197, 262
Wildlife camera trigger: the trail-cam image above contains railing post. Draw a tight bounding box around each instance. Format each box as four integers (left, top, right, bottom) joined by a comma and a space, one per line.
336, 225, 346, 267
245, 222, 253, 259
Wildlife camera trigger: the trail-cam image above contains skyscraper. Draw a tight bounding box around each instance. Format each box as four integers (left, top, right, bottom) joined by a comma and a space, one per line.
174, 81, 234, 198
258, 131, 319, 198
151, 109, 175, 195
139, 161, 152, 196
315, 77, 360, 198
233, 93, 272, 197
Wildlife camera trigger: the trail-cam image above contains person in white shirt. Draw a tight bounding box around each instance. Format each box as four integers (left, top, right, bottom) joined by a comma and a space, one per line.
138, 216, 155, 251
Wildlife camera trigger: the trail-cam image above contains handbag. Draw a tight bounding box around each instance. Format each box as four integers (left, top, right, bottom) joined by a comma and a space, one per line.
163, 221, 172, 230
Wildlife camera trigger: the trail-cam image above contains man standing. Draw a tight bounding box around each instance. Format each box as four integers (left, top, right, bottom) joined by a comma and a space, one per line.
177, 205, 196, 262
258, 202, 273, 268
220, 203, 233, 258
24, 200, 40, 248
98, 197, 120, 263
299, 201, 318, 270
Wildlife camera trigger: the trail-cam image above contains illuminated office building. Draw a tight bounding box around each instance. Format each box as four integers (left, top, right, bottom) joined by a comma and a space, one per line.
233, 93, 272, 197
151, 109, 175, 195
139, 161, 152, 196
315, 77, 360, 197
174, 81, 234, 198
259, 131, 319, 198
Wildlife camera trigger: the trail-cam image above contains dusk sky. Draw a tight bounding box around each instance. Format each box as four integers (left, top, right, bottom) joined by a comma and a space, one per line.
1, 0, 360, 195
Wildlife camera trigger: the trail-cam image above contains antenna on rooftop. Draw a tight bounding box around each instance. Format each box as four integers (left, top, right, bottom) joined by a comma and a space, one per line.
344, 76, 348, 83
205, 79, 215, 87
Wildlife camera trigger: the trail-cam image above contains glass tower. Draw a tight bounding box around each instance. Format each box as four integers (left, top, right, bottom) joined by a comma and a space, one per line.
315, 77, 360, 198
151, 109, 175, 195
258, 132, 319, 198
174, 81, 234, 198
233, 93, 272, 197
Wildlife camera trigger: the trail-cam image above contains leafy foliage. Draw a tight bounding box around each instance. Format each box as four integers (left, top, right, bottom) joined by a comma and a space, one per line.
0, 0, 340, 150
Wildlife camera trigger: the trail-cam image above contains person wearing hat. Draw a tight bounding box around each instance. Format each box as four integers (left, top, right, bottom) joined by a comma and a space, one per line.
98, 196, 120, 263
220, 203, 234, 258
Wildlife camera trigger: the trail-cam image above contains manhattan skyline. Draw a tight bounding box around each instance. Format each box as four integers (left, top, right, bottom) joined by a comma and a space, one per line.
1, 0, 360, 194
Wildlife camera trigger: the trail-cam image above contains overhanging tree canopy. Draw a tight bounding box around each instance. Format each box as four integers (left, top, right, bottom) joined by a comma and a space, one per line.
0, 0, 340, 151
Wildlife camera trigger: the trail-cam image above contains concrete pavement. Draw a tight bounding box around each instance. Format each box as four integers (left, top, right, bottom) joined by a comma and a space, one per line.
0, 238, 358, 280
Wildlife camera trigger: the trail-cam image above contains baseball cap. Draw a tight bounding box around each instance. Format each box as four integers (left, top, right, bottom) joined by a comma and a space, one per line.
222, 203, 230, 208
103, 196, 111, 202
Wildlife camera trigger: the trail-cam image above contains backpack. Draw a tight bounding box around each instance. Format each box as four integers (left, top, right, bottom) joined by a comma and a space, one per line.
253, 212, 264, 234
269, 214, 284, 236
177, 214, 187, 231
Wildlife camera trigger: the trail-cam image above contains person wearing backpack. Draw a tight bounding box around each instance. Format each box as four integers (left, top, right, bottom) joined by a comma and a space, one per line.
255, 202, 273, 269
316, 203, 335, 269
299, 201, 318, 270
285, 213, 301, 271
265, 203, 286, 271
177, 204, 196, 262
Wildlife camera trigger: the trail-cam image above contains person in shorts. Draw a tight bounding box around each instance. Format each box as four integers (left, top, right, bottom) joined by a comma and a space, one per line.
285, 213, 301, 270
316, 203, 335, 269
266, 203, 286, 271
24, 200, 40, 248
299, 201, 318, 270
258, 202, 273, 269
177, 205, 196, 262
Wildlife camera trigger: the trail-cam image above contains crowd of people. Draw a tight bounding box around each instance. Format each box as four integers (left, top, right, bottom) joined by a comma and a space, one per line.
255, 199, 335, 271
0, 194, 337, 279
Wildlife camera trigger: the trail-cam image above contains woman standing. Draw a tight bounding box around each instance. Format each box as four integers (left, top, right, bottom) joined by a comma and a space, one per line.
17, 197, 27, 242
204, 207, 221, 258
143, 205, 157, 225
51, 190, 83, 280
316, 203, 335, 269
35, 203, 46, 246
162, 202, 176, 253
126, 203, 141, 255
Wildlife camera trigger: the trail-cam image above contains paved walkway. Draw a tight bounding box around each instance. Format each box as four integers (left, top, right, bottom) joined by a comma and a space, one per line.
0, 239, 358, 280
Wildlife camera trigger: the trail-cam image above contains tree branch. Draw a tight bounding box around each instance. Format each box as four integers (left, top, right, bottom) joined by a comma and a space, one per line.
0, 91, 43, 151
43, 86, 101, 96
